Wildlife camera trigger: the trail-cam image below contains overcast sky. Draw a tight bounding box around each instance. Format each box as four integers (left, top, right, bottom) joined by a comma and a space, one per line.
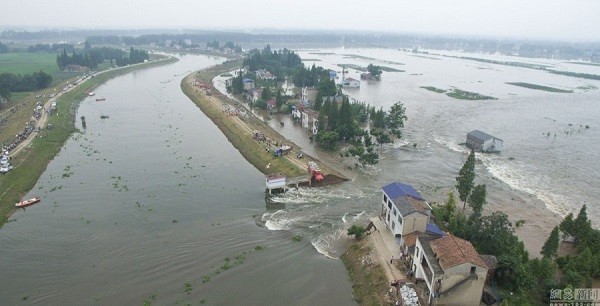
2, 0, 599, 41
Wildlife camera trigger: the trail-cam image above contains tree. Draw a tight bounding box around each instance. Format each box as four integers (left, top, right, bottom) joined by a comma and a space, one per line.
386, 101, 407, 138
315, 130, 339, 151
468, 184, 487, 215
573, 204, 592, 243
347, 224, 366, 239
367, 64, 382, 79
455, 149, 476, 209
541, 226, 559, 259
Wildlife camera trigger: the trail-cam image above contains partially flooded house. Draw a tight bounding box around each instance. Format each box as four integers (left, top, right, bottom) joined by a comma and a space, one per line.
466, 130, 503, 153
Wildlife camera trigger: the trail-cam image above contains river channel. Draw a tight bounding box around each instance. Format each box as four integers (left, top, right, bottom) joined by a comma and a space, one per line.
0, 54, 355, 305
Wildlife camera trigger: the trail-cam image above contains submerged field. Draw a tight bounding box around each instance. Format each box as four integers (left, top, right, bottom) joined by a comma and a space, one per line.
506, 82, 573, 93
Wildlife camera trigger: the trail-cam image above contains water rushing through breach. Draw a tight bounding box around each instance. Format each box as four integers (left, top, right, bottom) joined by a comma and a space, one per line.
1, 48, 599, 304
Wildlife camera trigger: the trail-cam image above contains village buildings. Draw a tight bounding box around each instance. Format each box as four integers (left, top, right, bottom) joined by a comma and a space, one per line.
380, 182, 492, 305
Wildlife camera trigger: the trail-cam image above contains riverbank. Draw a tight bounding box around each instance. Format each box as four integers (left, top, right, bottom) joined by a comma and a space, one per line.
181, 61, 347, 184
0, 55, 178, 226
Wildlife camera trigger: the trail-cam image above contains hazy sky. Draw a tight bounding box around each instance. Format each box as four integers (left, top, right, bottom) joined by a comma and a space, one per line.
3, 0, 599, 41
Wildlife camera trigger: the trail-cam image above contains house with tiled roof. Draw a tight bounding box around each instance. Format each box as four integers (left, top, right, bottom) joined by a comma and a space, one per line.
413, 234, 488, 305
381, 182, 432, 239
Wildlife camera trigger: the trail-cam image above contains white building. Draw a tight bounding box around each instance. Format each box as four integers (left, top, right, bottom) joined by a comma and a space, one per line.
342, 77, 360, 88
381, 182, 432, 239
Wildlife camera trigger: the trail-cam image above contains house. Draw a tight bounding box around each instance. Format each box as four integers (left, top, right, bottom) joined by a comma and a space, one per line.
225, 77, 234, 88
466, 130, 503, 153
291, 105, 302, 120
400, 222, 446, 257
342, 77, 360, 88
413, 234, 488, 306
381, 182, 432, 240
243, 78, 255, 91
266, 98, 276, 110
328, 70, 337, 80
255, 69, 277, 80
245, 88, 262, 103
301, 86, 318, 106
301, 109, 319, 135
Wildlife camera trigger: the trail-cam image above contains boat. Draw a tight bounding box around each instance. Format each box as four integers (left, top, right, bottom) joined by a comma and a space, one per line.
15, 196, 41, 208
88, 92, 95, 96
96, 98, 106, 101
100, 115, 109, 119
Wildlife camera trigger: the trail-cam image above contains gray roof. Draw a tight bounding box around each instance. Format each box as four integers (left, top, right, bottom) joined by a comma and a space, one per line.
392, 195, 430, 216
468, 130, 502, 142
418, 236, 444, 276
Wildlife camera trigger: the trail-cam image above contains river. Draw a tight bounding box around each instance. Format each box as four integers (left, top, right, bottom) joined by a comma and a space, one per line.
2, 48, 599, 304
0, 54, 355, 305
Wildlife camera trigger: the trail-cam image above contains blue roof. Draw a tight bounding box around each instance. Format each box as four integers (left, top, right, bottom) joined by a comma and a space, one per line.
426, 223, 446, 237
382, 182, 423, 201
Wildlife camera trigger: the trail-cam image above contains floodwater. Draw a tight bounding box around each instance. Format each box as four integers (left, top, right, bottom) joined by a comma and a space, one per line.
218, 48, 600, 258
1, 48, 599, 304
0, 54, 355, 305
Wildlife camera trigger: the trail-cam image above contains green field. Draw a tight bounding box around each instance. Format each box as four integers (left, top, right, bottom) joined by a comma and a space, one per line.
506, 82, 573, 93
0, 52, 60, 75
0, 52, 83, 82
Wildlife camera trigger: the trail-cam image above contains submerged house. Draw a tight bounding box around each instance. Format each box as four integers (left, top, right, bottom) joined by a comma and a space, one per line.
466, 130, 503, 153
413, 234, 488, 305
342, 77, 360, 88
242, 78, 255, 91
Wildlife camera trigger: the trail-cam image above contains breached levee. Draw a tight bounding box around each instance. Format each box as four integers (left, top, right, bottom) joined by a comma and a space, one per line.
181, 60, 348, 186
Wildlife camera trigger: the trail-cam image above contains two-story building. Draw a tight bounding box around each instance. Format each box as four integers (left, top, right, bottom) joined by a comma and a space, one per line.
381, 182, 432, 240
413, 234, 488, 305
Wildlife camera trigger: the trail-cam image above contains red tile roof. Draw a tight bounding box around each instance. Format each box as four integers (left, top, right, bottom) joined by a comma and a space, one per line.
430, 234, 487, 269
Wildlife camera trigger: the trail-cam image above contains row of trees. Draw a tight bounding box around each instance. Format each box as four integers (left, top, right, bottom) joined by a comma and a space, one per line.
27, 43, 74, 53
436, 149, 600, 304
0, 71, 53, 101
56, 45, 148, 70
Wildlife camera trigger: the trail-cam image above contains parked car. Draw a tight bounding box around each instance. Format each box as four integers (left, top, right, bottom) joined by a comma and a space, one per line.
0, 163, 13, 173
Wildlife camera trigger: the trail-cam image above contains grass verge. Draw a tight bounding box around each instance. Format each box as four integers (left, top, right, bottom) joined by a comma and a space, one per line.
341, 239, 391, 305
420, 86, 446, 93
0, 56, 178, 227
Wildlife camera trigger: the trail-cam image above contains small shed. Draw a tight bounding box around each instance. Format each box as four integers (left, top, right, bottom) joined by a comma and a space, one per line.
266, 174, 286, 194
466, 130, 503, 153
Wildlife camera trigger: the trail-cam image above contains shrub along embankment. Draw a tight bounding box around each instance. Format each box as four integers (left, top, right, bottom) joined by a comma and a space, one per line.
181, 61, 347, 183
0, 56, 178, 227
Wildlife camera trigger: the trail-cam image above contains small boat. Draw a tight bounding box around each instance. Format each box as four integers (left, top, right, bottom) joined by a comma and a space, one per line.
100, 115, 109, 119
15, 197, 41, 208
96, 98, 106, 101
88, 92, 95, 96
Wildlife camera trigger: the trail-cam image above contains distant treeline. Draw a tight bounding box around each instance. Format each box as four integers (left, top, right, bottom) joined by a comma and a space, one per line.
0, 41, 8, 53
0, 71, 53, 100
27, 43, 75, 53
56, 45, 148, 70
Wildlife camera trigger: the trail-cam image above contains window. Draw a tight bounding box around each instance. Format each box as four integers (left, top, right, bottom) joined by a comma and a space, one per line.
398, 215, 402, 224
388, 201, 392, 210
392, 221, 395, 230
470, 266, 476, 274
416, 247, 419, 258
383, 194, 388, 203
393, 208, 397, 216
